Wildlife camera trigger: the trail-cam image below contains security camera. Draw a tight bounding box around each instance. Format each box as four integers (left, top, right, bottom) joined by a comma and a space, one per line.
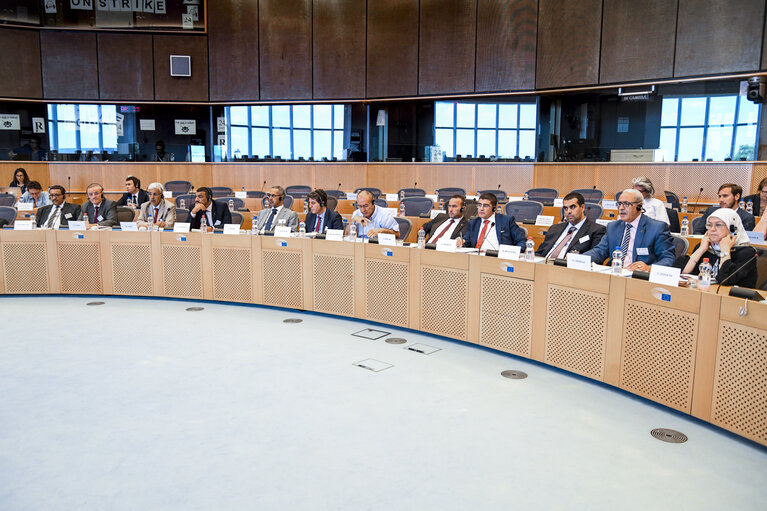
747, 76, 765, 104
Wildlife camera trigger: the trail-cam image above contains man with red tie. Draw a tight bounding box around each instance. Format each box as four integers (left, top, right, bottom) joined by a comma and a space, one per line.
457, 192, 526, 250
304, 189, 344, 234
78, 183, 118, 227
421, 194, 469, 243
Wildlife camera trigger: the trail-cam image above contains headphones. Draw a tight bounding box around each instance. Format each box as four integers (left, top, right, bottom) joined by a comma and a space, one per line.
730, 223, 737, 234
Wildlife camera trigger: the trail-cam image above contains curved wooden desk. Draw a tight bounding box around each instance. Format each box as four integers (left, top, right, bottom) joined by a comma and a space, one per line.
0, 228, 765, 447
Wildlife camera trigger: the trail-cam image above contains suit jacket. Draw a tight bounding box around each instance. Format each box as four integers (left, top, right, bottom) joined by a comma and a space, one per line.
535, 218, 606, 257
305, 208, 344, 233
741, 193, 763, 216
35, 202, 81, 228
78, 198, 118, 227
116, 189, 150, 207
583, 215, 675, 267
254, 205, 300, 232
137, 200, 176, 229
694, 205, 756, 234
422, 213, 469, 242
461, 214, 526, 249
189, 200, 233, 230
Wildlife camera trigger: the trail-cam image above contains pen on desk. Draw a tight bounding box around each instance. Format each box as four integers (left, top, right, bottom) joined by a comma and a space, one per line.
407, 346, 425, 353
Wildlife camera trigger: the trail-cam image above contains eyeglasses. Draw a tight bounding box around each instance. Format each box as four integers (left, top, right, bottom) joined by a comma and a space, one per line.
266, 194, 283, 198
705, 222, 728, 230
616, 201, 640, 208
49, 193, 63, 197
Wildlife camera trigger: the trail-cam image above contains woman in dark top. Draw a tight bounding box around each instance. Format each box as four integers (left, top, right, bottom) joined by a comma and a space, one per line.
9, 167, 29, 194
742, 176, 767, 216
681, 208, 757, 288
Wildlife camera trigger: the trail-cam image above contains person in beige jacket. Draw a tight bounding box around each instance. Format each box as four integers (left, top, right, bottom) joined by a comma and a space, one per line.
137, 182, 176, 230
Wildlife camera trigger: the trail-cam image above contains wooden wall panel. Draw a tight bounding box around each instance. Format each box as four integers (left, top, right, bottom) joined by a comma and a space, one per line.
41, 31, 98, 100
536, 0, 602, 89
153, 35, 209, 102
98, 33, 154, 101
313, 0, 366, 99
474, 164, 534, 195
259, 0, 312, 100
600, 0, 677, 84
208, 0, 260, 101
0, 29, 42, 99
419, 0, 477, 95
476, 0, 537, 92
675, 0, 765, 77
313, 164, 367, 191
367, 0, 419, 98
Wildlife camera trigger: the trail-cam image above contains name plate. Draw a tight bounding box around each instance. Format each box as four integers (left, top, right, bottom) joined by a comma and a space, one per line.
566, 253, 592, 271
596, 219, 612, 227
649, 264, 681, 287
384, 208, 398, 216
497, 244, 521, 260
274, 226, 292, 238
436, 238, 457, 252
173, 222, 191, 233
234, 191, 247, 199
346, 192, 357, 200
163, 191, 173, 198
553, 198, 564, 207
223, 224, 240, 235
68, 221, 86, 231
425, 194, 438, 202
385, 193, 399, 202
119, 222, 138, 231
326, 229, 344, 241
747, 231, 765, 244
13, 220, 33, 230
16, 202, 33, 211
535, 215, 555, 227
430, 209, 445, 219
378, 233, 396, 246
602, 200, 617, 210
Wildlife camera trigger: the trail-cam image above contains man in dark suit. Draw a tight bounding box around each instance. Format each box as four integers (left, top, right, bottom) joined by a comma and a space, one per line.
189, 186, 232, 231
36, 185, 81, 229
583, 189, 675, 270
304, 189, 343, 233
78, 183, 118, 227
422, 194, 469, 243
536, 192, 605, 258
457, 192, 526, 250
116, 175, 150, 208
694, 183, 756, 234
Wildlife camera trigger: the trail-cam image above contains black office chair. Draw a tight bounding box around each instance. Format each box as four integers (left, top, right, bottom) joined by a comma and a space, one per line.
175, 208, 190, 224
397, 188, 426, 198
0, 206, 16, 226
437, 187, 466, 202
325, 190, 347, 199
667, 208, 681, 233
525, 188, 558, 206
116, 206, 135, 223
215, 197, 245, 211
477, 189, 508, 202
175, 194, 196, 209
326, 196, 338, 212
283, 195, 295, 209
354, 187, 382, 199
394, 217, 412, 240
165, 180, 193, 195
374, 198, 388, 208
571, 188, 604, 204
671, 234, 689, 259
286, 185, 312, 199
229, 211, 244, 228
0, 194, 16, 207
210, 186, 233, 199
691, 216, 705, 234
665, 190, 681, 211
584, 203, 603, 223
402, 197, 433, 217
505, 200, 544, 222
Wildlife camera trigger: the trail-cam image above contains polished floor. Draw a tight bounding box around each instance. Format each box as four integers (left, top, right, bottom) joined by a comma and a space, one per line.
0, 296, 765, 510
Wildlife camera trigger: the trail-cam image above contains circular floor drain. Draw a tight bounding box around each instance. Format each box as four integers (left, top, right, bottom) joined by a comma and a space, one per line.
186, 307, 204, 312
283, 318, 303, 323
650, 428, 688, 443
86, 301, 105, 306
501, 370, 528, 379
386, 338, 407, 344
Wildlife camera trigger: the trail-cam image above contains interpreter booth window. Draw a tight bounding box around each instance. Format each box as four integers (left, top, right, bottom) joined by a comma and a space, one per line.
434, 101, 537, 160
225, 105, 346, 161
658, 96, 760, 161
47, 104, 118, 159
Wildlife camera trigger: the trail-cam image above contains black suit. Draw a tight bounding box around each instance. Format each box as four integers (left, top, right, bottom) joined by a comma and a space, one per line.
741, 193, 763, 216
78, 198, 119, 227
694, 206, 755, 234
189, 200, 233, 230
305, 208, 344, 233
116, 189, 150, 207
36, 202, 81, 228
535, 218, 606, 257
422, 213, 469, 242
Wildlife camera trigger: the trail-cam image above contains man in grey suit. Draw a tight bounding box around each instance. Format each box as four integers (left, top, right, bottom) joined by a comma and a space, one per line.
36, 185, 81, 229
254, 186, 299, 232
137, 182, 176, 230
78, 183, 118, 227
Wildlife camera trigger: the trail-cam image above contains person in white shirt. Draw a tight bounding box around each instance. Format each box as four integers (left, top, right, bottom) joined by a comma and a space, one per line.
632, 176, 669, 225
17, 181, 50, 208
349, 190, 400, 238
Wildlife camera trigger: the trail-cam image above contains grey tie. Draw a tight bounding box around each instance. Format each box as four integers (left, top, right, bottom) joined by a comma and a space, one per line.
620, 223, 632, 265
46, 205, 60, 228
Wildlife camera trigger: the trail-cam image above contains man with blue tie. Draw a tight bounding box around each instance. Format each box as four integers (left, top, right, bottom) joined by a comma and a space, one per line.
254, 186, 299, 232
583, 189, 675, 270
304, 189, 343, 234
457, 192, 526, 250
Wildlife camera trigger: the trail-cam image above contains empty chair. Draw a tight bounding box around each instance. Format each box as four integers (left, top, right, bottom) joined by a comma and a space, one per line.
477, 189, 507, 202
286, 185, 312, 199
215, 197, 245, 211
164, 180, 193, 195
325, 189, 347, 199
326, 196, 338, 212
394, 217, 412, 240
583, 203, 603, 223
397, 188, 426, 198
374, 198, 388, 208
571, 188, 604, 204
246, 190, 266, 198
175, 208, 190, 223
665, 190, 681, 211
505, 200, 544, 223
175, 194, 196, 209
0, 193, 16, 207
210, 186, 233, 199
229, 212, 244, 228
354, 187, 382, 199
116, 206, 136, 223
0, 206, 16, 226
401, 197, 434, 217
667, 208, 681, 233
437, 187, 466, 202
671, 234, 689, 259
691, 216, 705, 234
525, 188, 558, 206
283, 195, 294, 209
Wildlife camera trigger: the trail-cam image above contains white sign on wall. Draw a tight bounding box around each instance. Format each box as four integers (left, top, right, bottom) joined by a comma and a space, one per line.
139, 119, 155, 131
175, 119, 196, 135
0, 114, 20, 130
32, 117, 46, 133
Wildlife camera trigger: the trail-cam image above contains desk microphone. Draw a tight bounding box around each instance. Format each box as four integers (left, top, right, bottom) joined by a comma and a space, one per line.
67, 176, 71, 193
694, 187, 703, 213
260, 180, 267, 192
336, 182, 342, 191
716, 251, 759, 293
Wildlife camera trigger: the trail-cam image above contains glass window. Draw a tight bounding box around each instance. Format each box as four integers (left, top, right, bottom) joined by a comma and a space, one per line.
659, 128, 677, 161
519, 104, 536, 129
294, 130, 311, 159
519, 131, 536, 159
456, 104, 475, 128
435, 128, 454, 157
498, 104, 518, 129
708, 96, 736, 125
272, 106, 291, 128
57, 104, 76, 121
497, 130, 517, 158
660, 98, 678, 126
738, 98, 760, 124
230, 106, 249, 126
272, 128, 291, 158
734, 124, 757, 160
476, 130, 495, 157
680, 97, 706, 126
314, 131, 332, 160
677, 127, 704, 160
231, 127, 249, 156
252, 128, 270, 157
293, 106, 311, 129
314, 105, 332, 129
477, 104, 496, 129
251, 106, 270, 126
334, 131, 344, 160
435, 102, 454, 127
705, 126, 734, 160
456, 129, 474, 157
333, 105, 345, 130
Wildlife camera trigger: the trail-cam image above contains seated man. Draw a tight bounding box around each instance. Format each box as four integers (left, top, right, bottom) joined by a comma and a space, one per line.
254, 186, 300, 232
17, 181, 50, 208
116, 175, 149, 208
35, 185, 80, 229
349, 190, 400, 238
536, 192, 606, 258
137, 182, 176, 230
457, 192, 526, 250
422, 195, 469, 243
693, 183, 756, 234
189, 186, 232, 232
304, 189, 343, 233
583, 189, 675, 270
78, 183, 119, 227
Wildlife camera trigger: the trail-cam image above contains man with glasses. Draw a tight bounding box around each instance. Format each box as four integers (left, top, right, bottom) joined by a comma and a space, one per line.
189, 186, 233, 232
583, 189, 675, 271
693, 183, 755, 234
35, 185, 80, 229
17, 181, 50, 208
536, 192, 605, 258
349, 190, 399, 238
254, 186, 299, 232
137, 182, 176, 230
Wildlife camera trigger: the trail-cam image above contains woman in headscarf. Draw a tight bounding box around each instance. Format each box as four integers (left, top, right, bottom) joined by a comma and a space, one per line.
632, 176, 670, 225
681, 208, 757, 288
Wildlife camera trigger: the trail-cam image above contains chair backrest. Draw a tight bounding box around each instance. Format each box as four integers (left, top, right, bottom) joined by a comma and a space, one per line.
164, 180, 193, 195
0, 194, 16, 207
374, 198, 388, 208
583, 203, 603, 222
755, 248, 767, 290
671, 234, 689, 259
325, 189, 347, 199
0, 206, 16, 226
397, 188, 426, 198
437, 187, 466, 202
571, 188, 604, 204
525, 188, 558, 206
175, 208, 189, 223
215, 197, 245, 211
517, 225, 528, 239
246, 190, 266, 198
394, 216, 412, 240
229, 211, 244, 228
283, 195, 294, 209
285, 185, 312, 198
665, 190, 681, 211
175, 194, 196, 208
505, 200, 544, 222
116, 206, 135, 223
667, 208, 681, 233
477, 189, 507, 202
402, 197, 433, 216
354, 187, 382, 199
210, 186, 233, 199
326, 196, 338, 212
691, 216, 705, 233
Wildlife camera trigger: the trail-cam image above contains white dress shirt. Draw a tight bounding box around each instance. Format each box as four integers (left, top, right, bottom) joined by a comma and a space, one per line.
643, 197, 670, 225
428, 216, 460, 242
479, 214, 499, 251
623, 214, 642, 266
546, 218, 586, 258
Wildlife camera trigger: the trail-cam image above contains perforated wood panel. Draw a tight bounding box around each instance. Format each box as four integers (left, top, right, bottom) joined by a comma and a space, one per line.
313, 254, 354, 316
110, 244, 152, 296
212, 247, 252, 303
161, 244, 202, 299
262, 249, 303, 309
545, 285, 607, 380
365, 258, 409, 327
2, 242, 49, 294
57, 242, 102, 294
711, 321, 767, 444
420, 265, 468, 340
619, 300, 698, 412
478, 274, 533, 356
